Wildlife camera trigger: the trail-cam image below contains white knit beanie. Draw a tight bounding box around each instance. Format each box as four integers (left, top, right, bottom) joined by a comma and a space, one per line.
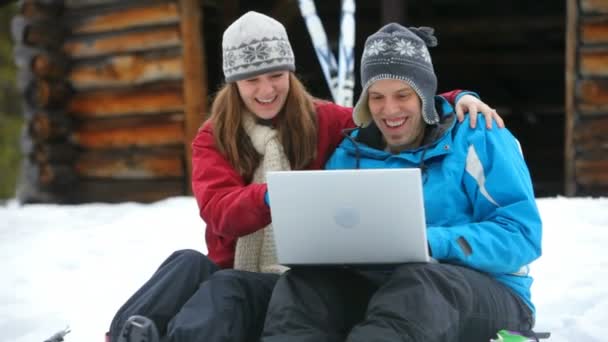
222, 11, 295, 82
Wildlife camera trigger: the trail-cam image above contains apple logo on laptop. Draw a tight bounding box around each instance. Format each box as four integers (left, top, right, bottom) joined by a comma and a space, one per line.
333, 207, 360, 228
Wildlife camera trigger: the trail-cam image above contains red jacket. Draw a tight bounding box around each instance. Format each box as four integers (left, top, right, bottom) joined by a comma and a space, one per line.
191, 91, 461, 268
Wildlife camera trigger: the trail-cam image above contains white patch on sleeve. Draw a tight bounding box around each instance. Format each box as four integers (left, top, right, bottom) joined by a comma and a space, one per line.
466, 145, 499, 206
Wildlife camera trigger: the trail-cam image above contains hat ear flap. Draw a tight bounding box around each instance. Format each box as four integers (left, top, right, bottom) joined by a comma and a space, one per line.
408, 26, 438, 47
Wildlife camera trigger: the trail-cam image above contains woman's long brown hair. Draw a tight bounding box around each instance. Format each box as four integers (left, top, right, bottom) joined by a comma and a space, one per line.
209, 73, 318, 182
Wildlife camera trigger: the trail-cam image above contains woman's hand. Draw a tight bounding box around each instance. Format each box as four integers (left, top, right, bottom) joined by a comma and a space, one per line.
455, 94, 505, 129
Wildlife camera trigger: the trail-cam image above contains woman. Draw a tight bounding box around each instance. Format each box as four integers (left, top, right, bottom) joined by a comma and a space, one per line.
109, 12, 503, 342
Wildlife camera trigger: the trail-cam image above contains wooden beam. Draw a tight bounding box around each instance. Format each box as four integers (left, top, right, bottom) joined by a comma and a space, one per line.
179, 0, 208, 195
25, 78, 72, 109
72, 3, 180, 34
19, 0, 63, 19
67, 85, 184, 119
75, 152, 184, 179
577, 79, 608, 106
28, 110, 72, 141
69, 54, 183, 91
63, 26, 181, 59
75, 179, 184, 203
581, 18, 608, 44
73, 118, 185, 149
11, 16, 65, 48
576, 160, 608, 185
581, 0, 608, 14
580, 48, 608, 76
565, 0, 577, 196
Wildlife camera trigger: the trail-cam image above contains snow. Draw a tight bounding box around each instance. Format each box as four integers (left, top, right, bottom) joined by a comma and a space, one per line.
1, 196, 606, 342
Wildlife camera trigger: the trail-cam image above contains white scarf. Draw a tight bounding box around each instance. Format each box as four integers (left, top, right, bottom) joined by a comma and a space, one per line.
233, 114, 290, 274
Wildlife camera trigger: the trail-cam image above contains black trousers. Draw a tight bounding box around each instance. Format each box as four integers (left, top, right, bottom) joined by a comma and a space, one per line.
109, 249, 279, 342
262, 263, 534, 342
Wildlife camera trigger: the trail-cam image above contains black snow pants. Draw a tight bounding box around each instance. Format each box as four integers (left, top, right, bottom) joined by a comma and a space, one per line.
261, 263, 534, 342
109, 249, 279, 342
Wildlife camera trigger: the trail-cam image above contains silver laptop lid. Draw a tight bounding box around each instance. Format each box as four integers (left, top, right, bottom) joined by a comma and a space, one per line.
267, 168, 429, 265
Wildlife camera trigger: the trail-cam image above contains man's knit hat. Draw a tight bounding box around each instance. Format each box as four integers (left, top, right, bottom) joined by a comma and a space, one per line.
353, 23, 439, 127
222, 11, 295, 82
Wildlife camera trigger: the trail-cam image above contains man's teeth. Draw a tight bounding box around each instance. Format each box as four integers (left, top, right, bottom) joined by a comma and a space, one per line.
385, 118, 406, 127
257, 97, 276, 104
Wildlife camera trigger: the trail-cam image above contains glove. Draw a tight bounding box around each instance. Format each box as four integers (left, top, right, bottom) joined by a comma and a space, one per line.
264, 190, 270, 207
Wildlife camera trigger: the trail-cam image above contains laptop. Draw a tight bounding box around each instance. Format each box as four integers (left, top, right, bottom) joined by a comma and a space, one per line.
266, 168, 431, 266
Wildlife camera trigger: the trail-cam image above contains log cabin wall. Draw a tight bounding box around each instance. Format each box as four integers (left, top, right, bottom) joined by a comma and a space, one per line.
12, 0, 208, 203
566, 0, 608, 196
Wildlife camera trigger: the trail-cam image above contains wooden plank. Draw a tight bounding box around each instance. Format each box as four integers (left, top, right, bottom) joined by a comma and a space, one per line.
581, 0, 608, 14
577, 79, 608, 106
581, 18, 608, 44
20, 0, 63, 19
30, 143, 79, 163
67, 85, 184, 119
28, 110, 72, 141
576, 159, 608, 185
75, 179, 184, 203
574, 117, 608, 141
580, 48, 608, 76
23, 161, 77, 190
179, 0, 207, 195
69, 54, 183, 90
11, 16, 65, 48
565, 0, 578, 196
76, 152, 184, 179
72, 3, 180, 34
13, 46, 68, 79
25, 79, 72, 109
63, 26, 181, 59
73, 119, 185, 149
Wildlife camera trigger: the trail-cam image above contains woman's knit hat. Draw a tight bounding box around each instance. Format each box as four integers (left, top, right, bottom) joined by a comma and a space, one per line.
222, 11, 295, 82
353, 23, 440, 127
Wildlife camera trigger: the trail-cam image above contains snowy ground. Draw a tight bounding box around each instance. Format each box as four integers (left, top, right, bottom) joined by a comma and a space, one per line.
1, 196, 607, 342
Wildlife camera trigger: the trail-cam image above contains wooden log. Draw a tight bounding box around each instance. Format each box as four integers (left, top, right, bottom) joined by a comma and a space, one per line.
69, 54, 183, 91
13, 45, 69, 79
179, 0, 207, 195
576, 159, 608, 185
75, 151, 184, 179
575, 116, 608, 137
19, 0, 64, 18
576, 79, 608, 109
11, 16, 65, 48
64, 0, 128, 9
565, 0, 578, 196
28, 110, 73, 140
73, 115, 185, 149
75, 179, 185, 203
67, 85, 184, 119
30, 143, 79, 163
581, 18, 608, 44
23, 161, 78, 190
580, 48, 608, 76
581, 0, 608, 14
72, 2, 179, 34
25, 78, 72, 109
63, 26, 181, 59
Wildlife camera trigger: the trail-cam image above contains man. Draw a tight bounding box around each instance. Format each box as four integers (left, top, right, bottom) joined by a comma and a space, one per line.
261, 24, 542, 342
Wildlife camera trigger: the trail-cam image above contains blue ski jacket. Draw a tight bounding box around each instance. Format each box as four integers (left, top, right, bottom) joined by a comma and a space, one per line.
325, 96, 543, 313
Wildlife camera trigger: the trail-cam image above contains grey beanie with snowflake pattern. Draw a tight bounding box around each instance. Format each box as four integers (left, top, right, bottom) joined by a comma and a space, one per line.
353, 23, 440, 127
222, 11, 295, 82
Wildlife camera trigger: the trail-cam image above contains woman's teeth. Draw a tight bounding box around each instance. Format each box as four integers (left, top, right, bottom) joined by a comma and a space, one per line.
385, 118, 406, 127
256, 96, 276, 104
